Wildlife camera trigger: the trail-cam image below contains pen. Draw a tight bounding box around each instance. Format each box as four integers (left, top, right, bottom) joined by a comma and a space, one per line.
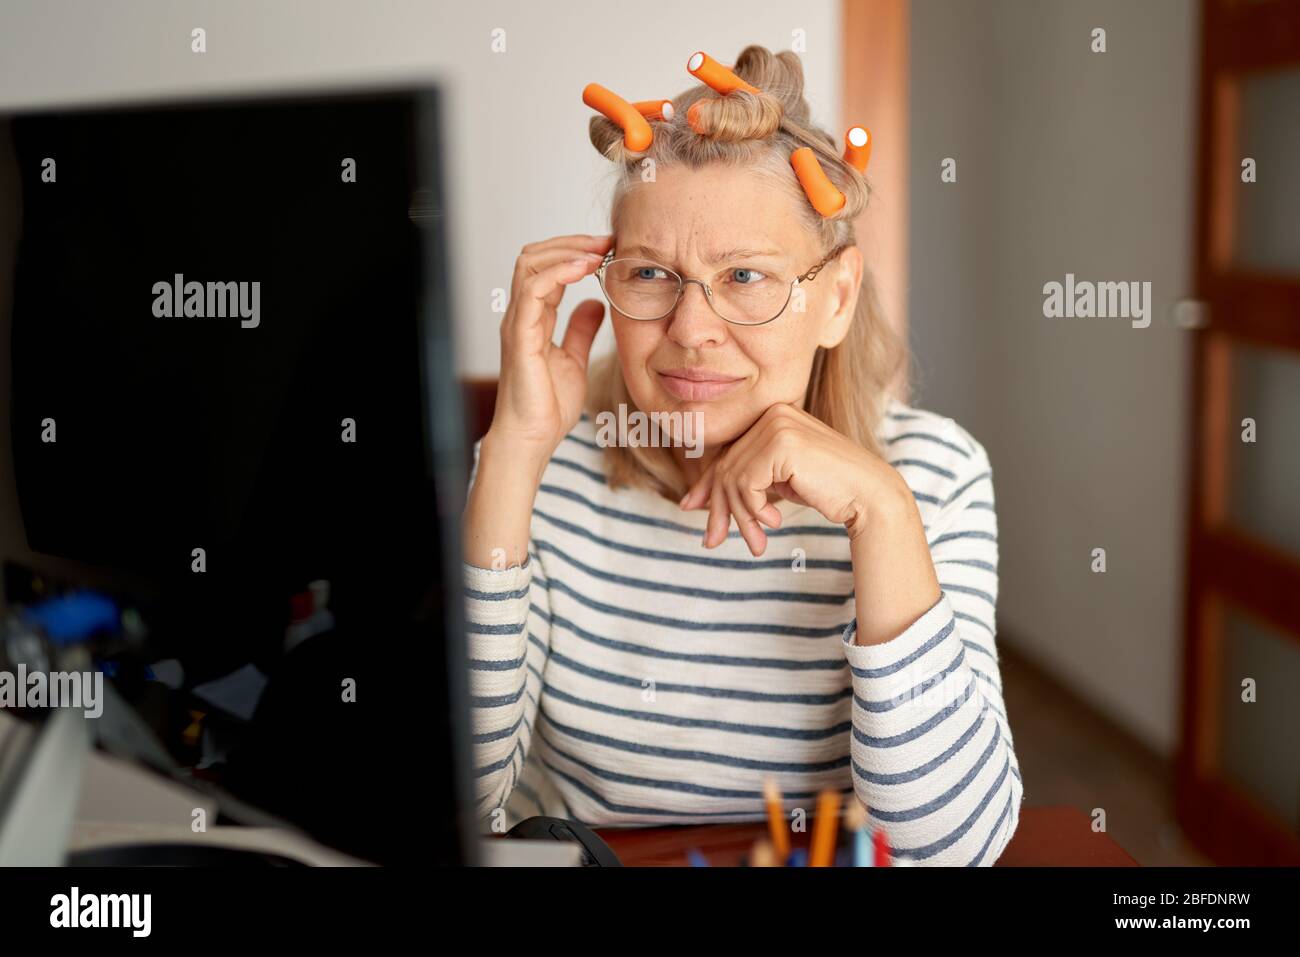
809, 788, 841, 867
873, 825, 892, 867
844, 799, 873, 867
763, 779, 791, 861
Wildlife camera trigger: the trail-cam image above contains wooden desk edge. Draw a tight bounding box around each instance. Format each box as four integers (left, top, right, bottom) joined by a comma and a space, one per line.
596, 805, 1139, 867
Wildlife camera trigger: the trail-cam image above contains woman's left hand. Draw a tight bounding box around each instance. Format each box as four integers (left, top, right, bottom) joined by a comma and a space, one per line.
678, 403, 912, 556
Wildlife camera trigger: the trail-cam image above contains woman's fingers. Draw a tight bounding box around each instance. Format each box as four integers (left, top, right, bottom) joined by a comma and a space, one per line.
729, 453, 780, 554
772, 481, 809, 508
520, 234, 613, 256
679, 460, 717, 511
560, 299, 606, 368
684, 443, 783, 553
535, 255, 603, 340
509, 257, 601, 351
686, 469, 781, 553
704, 478, 731, 548
680, 480, 706, 511
725, 483, 768, 556
512, 238, 611, 302
723, 452, 772, 524
744, 480, 782, 529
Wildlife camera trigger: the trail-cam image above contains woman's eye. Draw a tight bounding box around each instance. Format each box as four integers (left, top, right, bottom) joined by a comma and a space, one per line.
636, 267, 669, 281
730, 268, 768, 285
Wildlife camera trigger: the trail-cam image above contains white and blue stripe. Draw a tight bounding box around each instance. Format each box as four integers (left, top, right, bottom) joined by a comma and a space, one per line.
463, 398, 1023, 865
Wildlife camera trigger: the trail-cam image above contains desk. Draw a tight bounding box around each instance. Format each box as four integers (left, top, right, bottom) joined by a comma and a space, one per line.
597, 806, 1138, 866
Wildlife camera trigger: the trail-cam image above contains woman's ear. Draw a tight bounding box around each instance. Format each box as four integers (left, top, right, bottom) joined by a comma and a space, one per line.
816, 245, 863, 349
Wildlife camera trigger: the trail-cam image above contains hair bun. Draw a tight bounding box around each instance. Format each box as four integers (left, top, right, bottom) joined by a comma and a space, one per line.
680, 45, 811, 143
683, 88, 783, 142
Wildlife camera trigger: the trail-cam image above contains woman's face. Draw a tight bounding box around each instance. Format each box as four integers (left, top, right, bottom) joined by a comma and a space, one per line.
610, 163, 863, 449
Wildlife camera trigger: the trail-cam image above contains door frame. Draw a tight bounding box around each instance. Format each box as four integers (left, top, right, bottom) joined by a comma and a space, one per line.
1177, 0, 1300, 865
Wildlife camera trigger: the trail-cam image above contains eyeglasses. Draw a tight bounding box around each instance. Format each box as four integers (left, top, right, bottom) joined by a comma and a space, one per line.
595, 243, 851, 327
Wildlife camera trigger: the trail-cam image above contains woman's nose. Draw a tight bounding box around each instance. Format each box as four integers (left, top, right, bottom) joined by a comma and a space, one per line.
666, 281, 728, 348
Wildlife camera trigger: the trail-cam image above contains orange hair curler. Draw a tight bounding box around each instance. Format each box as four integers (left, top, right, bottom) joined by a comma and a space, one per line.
687, 51, 760, 95
582, 83, 654, 152
685, 51, 760, 134
790, 147, 845, 217
685, 100, 706, 133
843, 125, 872, 173
632, 99, 675, 122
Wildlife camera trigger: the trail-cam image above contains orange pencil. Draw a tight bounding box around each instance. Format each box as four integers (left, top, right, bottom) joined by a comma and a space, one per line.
809, 788, 842, 867
763, 779, 790, 861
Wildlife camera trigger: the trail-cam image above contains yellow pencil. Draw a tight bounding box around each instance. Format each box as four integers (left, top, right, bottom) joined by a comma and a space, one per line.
763, 779, 790, 861
809, 788, 842, 867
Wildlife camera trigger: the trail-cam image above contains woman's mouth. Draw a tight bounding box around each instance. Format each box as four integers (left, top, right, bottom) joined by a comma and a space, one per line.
656, 368, 745, 401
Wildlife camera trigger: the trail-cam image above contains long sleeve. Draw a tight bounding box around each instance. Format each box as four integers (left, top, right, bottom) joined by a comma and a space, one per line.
842, 435, 1023, 866
462, 444, 552, 823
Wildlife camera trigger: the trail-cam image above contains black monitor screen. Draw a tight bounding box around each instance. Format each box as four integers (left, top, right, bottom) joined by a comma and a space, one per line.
4, 89, 473, 865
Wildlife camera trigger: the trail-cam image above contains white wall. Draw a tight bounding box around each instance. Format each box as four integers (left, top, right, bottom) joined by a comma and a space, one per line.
908, 0, 1198, 756
0, 0, 1198, 757
0, 0, 841, 377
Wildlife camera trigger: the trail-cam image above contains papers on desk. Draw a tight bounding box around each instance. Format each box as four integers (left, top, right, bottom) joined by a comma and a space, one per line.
190, 663, 268, 723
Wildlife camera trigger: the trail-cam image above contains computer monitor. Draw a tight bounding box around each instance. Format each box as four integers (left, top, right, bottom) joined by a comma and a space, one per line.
1, 86, 476, 865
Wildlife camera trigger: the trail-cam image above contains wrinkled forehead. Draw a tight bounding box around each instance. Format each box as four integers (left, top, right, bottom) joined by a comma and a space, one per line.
613, 164, 819, 265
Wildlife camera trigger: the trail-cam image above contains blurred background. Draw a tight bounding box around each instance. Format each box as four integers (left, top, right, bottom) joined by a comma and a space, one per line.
1, 0, 1296, 865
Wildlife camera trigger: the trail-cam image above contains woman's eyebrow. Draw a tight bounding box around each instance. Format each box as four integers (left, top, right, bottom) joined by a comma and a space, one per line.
619, 244, 786, 264
707, 246, 786, 264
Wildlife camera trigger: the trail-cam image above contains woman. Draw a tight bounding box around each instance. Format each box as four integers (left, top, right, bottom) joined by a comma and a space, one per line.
463, 45, 1022, 866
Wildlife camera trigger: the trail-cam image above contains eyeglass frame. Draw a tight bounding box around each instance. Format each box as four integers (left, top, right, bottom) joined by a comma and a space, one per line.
594, 242, 853, 327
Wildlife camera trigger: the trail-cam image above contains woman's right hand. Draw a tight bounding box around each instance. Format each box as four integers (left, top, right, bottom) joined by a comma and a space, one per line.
486, 233, 612, 469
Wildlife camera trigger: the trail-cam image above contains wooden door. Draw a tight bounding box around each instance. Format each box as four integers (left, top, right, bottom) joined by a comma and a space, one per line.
1178, 0, 1300, 865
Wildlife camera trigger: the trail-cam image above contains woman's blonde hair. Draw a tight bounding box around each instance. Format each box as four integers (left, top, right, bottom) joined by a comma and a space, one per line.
585, 44, 907, 499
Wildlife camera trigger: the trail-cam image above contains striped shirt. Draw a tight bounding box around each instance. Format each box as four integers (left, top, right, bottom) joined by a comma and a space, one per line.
463, 397, 1023, 865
